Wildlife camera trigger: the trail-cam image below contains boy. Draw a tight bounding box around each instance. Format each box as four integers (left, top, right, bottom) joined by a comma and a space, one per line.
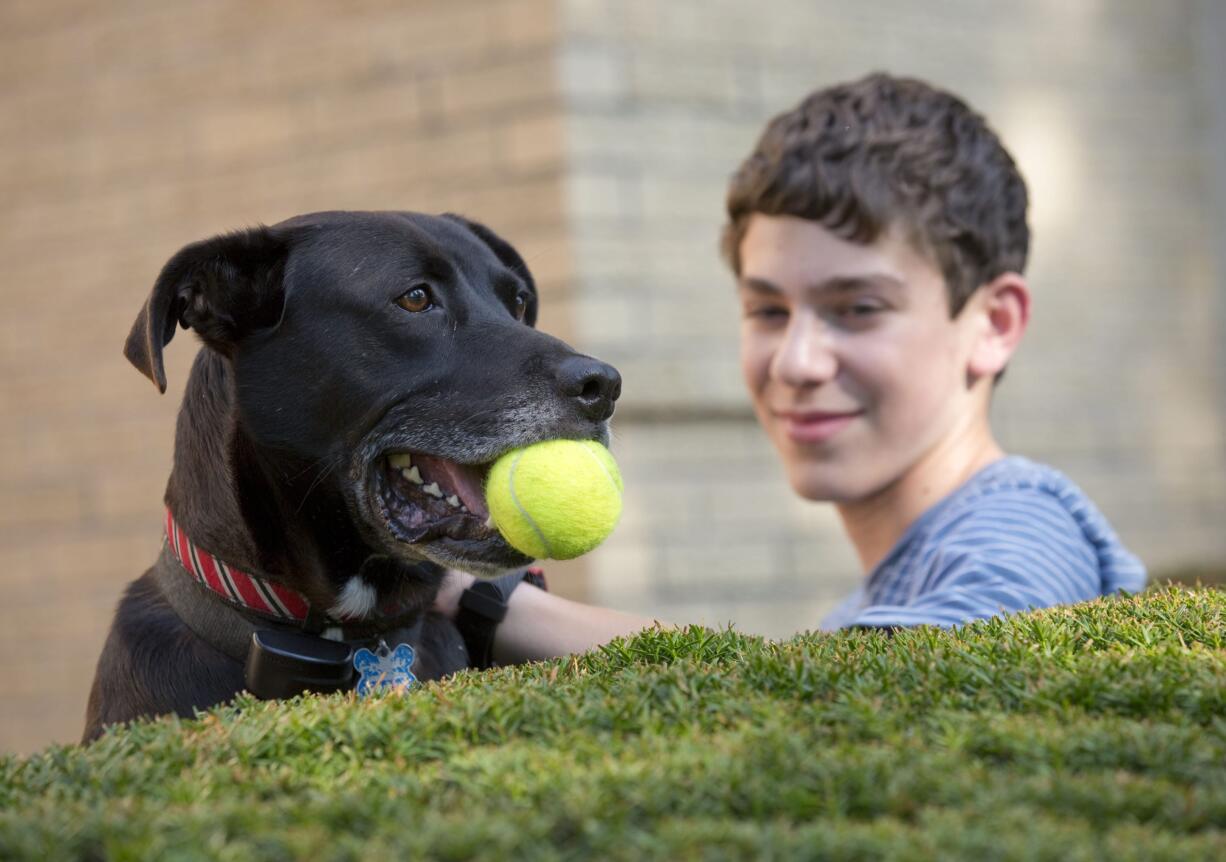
436, 73, 1146, 657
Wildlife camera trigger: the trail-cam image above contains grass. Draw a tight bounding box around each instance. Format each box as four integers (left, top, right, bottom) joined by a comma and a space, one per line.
2, 585, 1224, 860
1156, 565, 1226, 589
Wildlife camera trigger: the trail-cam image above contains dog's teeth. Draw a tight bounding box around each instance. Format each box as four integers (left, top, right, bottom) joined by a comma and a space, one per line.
485, 514, 496, 529
389, 453, 413, 469
423, 482, 443, 498
446, 495, 461, 508
402, 465, 423, 484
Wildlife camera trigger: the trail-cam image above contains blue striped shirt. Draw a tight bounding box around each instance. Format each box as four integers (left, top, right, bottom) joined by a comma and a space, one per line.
819, 456, 1147, 630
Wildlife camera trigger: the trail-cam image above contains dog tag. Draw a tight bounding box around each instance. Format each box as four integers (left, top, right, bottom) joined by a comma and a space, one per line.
353, 640, 417, 696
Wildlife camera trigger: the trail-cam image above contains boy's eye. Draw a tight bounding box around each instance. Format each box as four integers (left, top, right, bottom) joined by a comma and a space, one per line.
744, 304, 789, 321
832, 301, 886, 321
395, 285, 434, 313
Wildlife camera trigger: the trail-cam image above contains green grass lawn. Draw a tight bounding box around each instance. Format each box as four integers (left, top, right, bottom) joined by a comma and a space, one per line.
2, 586, 1224, 860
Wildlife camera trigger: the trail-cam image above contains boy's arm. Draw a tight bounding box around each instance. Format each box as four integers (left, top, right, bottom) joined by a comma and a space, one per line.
433, 569, 668, 664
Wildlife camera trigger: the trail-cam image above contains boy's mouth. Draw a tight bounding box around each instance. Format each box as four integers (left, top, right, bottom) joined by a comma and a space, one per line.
778, 409, 864, 444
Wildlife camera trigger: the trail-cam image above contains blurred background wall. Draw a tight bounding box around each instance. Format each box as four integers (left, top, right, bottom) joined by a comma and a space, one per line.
2, 0, 1223, 754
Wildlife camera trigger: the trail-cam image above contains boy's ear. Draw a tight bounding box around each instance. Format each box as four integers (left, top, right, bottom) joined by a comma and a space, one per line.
967, 272, 1030, 381
124, 226, 292, 393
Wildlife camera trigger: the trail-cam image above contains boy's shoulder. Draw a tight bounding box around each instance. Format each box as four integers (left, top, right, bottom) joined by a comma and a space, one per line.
912, 457, 1142, 591
826, 456, 1148, 631
923, 456, 1112, 542
941, 455, 1083, 507
886, 457, 1086, 583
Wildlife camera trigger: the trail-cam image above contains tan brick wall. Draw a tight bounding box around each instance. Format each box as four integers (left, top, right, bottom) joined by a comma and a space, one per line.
0, 0, 574, 754
562, 0, 1226, 631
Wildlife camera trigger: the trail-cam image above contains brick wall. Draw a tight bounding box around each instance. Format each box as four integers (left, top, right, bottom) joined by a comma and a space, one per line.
0, 0, 575, 754
560, 0, 1226, 628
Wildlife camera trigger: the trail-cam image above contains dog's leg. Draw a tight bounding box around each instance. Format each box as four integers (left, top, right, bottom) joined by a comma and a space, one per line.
83, 572, 246, 743
404, 612, 470, 681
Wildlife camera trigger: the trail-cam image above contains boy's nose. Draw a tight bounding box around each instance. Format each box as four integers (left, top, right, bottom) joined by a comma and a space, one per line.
770, 314, 838, 386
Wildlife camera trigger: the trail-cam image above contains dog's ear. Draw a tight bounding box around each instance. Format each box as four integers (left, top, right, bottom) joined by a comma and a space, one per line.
125, 226, 292, 392
442, 214, 538, 327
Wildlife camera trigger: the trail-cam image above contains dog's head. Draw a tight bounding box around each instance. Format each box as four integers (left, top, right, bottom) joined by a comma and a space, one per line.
127, 211, 620, 577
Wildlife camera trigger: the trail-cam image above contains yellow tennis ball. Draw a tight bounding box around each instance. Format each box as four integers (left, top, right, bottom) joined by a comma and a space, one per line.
485, 439, 623, 560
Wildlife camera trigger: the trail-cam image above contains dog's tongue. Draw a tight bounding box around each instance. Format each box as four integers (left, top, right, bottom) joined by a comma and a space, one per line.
413, 453, 490, 518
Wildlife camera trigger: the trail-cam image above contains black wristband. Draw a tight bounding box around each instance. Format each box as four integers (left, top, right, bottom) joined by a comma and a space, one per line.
456, 568, 547, 669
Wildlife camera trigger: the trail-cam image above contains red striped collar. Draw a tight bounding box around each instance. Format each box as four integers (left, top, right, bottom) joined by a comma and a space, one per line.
164, 507, 322, 624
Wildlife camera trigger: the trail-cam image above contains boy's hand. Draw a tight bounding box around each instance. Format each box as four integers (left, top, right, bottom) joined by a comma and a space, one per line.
432, 568, 476, 620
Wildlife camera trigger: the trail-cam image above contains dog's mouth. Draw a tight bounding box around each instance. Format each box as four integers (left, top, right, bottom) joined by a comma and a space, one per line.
375, 451, 496, 545
373, 449, 533, 572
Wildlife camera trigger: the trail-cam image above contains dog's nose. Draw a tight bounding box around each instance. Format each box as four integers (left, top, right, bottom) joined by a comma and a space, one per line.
558, 355, 621, 421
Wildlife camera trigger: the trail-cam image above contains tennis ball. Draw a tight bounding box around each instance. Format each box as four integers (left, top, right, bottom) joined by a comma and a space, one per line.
485, 439, 623, 560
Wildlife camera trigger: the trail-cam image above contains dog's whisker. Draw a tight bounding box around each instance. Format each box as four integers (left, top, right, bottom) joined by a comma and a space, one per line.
294, 455, 343, 513
288, 456, 334, 482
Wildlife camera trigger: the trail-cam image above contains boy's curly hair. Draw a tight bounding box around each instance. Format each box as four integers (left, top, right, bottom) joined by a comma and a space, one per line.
723, 73, 1030, 315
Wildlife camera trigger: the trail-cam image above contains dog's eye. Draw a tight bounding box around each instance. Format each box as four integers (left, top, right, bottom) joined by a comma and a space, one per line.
395, 286, 433, 313
513, 294, 528, 321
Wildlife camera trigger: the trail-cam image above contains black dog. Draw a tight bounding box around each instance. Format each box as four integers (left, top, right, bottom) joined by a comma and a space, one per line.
83, 211, 620, 741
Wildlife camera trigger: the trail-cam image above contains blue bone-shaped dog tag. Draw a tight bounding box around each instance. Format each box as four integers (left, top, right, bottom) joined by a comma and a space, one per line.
353, 642, 417, 696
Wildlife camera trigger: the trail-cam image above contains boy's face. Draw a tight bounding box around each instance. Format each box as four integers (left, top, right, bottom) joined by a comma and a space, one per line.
737, 214, 989, 504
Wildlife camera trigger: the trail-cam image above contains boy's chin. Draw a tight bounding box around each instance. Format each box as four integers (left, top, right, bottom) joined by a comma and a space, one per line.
784, 462, 886, 505
786, 470, 859, 504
